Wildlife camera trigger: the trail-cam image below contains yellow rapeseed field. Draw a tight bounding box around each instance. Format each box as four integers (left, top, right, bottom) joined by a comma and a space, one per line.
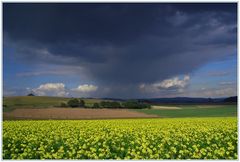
3, 117, 237, 159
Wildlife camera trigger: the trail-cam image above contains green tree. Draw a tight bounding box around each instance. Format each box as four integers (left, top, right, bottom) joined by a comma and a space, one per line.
79, 100, 85, 107
60, 102, 68, 107
100, 101, 109, 108
67, 98, 80, 108
110, 102, 122, 108
121, 100, 151, 109
100, 101, 122, 108
92, 103, 100, 108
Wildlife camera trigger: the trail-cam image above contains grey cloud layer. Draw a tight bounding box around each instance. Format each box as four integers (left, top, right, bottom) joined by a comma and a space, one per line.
4, 3, 237, 97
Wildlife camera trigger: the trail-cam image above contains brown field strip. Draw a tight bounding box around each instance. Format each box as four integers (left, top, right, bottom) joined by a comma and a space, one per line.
3, 108, 159, 120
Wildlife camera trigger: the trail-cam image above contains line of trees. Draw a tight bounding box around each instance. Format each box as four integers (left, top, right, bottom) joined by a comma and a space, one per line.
99, 100, 151, 109
61, 98, 85, 108
61, 98, 151, 109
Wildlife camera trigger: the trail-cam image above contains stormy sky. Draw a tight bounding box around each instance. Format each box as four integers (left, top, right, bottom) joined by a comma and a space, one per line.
3, 3, 237, 98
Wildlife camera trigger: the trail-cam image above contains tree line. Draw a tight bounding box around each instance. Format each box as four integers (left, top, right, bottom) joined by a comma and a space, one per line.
61, 98, 151, 109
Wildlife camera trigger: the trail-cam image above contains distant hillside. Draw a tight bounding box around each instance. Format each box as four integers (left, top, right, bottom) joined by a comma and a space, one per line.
138, 97, 237, 104
224, 96, 237, 103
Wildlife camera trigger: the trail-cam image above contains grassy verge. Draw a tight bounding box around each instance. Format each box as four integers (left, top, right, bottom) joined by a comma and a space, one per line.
135, 105, 237, 118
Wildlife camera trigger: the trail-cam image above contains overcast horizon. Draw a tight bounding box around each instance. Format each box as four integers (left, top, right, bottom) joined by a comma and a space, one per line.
3, 3, 237, 99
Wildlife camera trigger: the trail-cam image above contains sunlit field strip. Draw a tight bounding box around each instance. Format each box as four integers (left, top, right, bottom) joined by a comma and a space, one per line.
3, 117, 237, 159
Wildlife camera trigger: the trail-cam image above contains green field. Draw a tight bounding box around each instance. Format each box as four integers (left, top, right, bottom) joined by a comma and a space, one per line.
3, 117, 237, 159
3, 96, 107, 111
135, 105, 237, 118
3, 96, 237, 118
3, 96, 69, 108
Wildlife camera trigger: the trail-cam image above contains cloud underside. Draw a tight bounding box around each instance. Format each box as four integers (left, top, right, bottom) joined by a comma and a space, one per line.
32, 83, 98, 97
3, 4, 237, 97
71, 84, 98, 93
32, 83, 69, 97
140, 75, 190, 93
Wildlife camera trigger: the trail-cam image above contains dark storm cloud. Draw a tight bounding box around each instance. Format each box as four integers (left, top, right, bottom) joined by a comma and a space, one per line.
3, 3, 237, 97
4, 3, 162, 44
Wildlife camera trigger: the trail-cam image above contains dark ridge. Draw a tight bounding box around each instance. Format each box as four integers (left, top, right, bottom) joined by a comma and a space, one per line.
224, 96, 237, 103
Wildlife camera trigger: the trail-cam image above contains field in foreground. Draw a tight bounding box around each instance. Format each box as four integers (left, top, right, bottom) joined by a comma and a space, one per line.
3, 117, 237, 159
